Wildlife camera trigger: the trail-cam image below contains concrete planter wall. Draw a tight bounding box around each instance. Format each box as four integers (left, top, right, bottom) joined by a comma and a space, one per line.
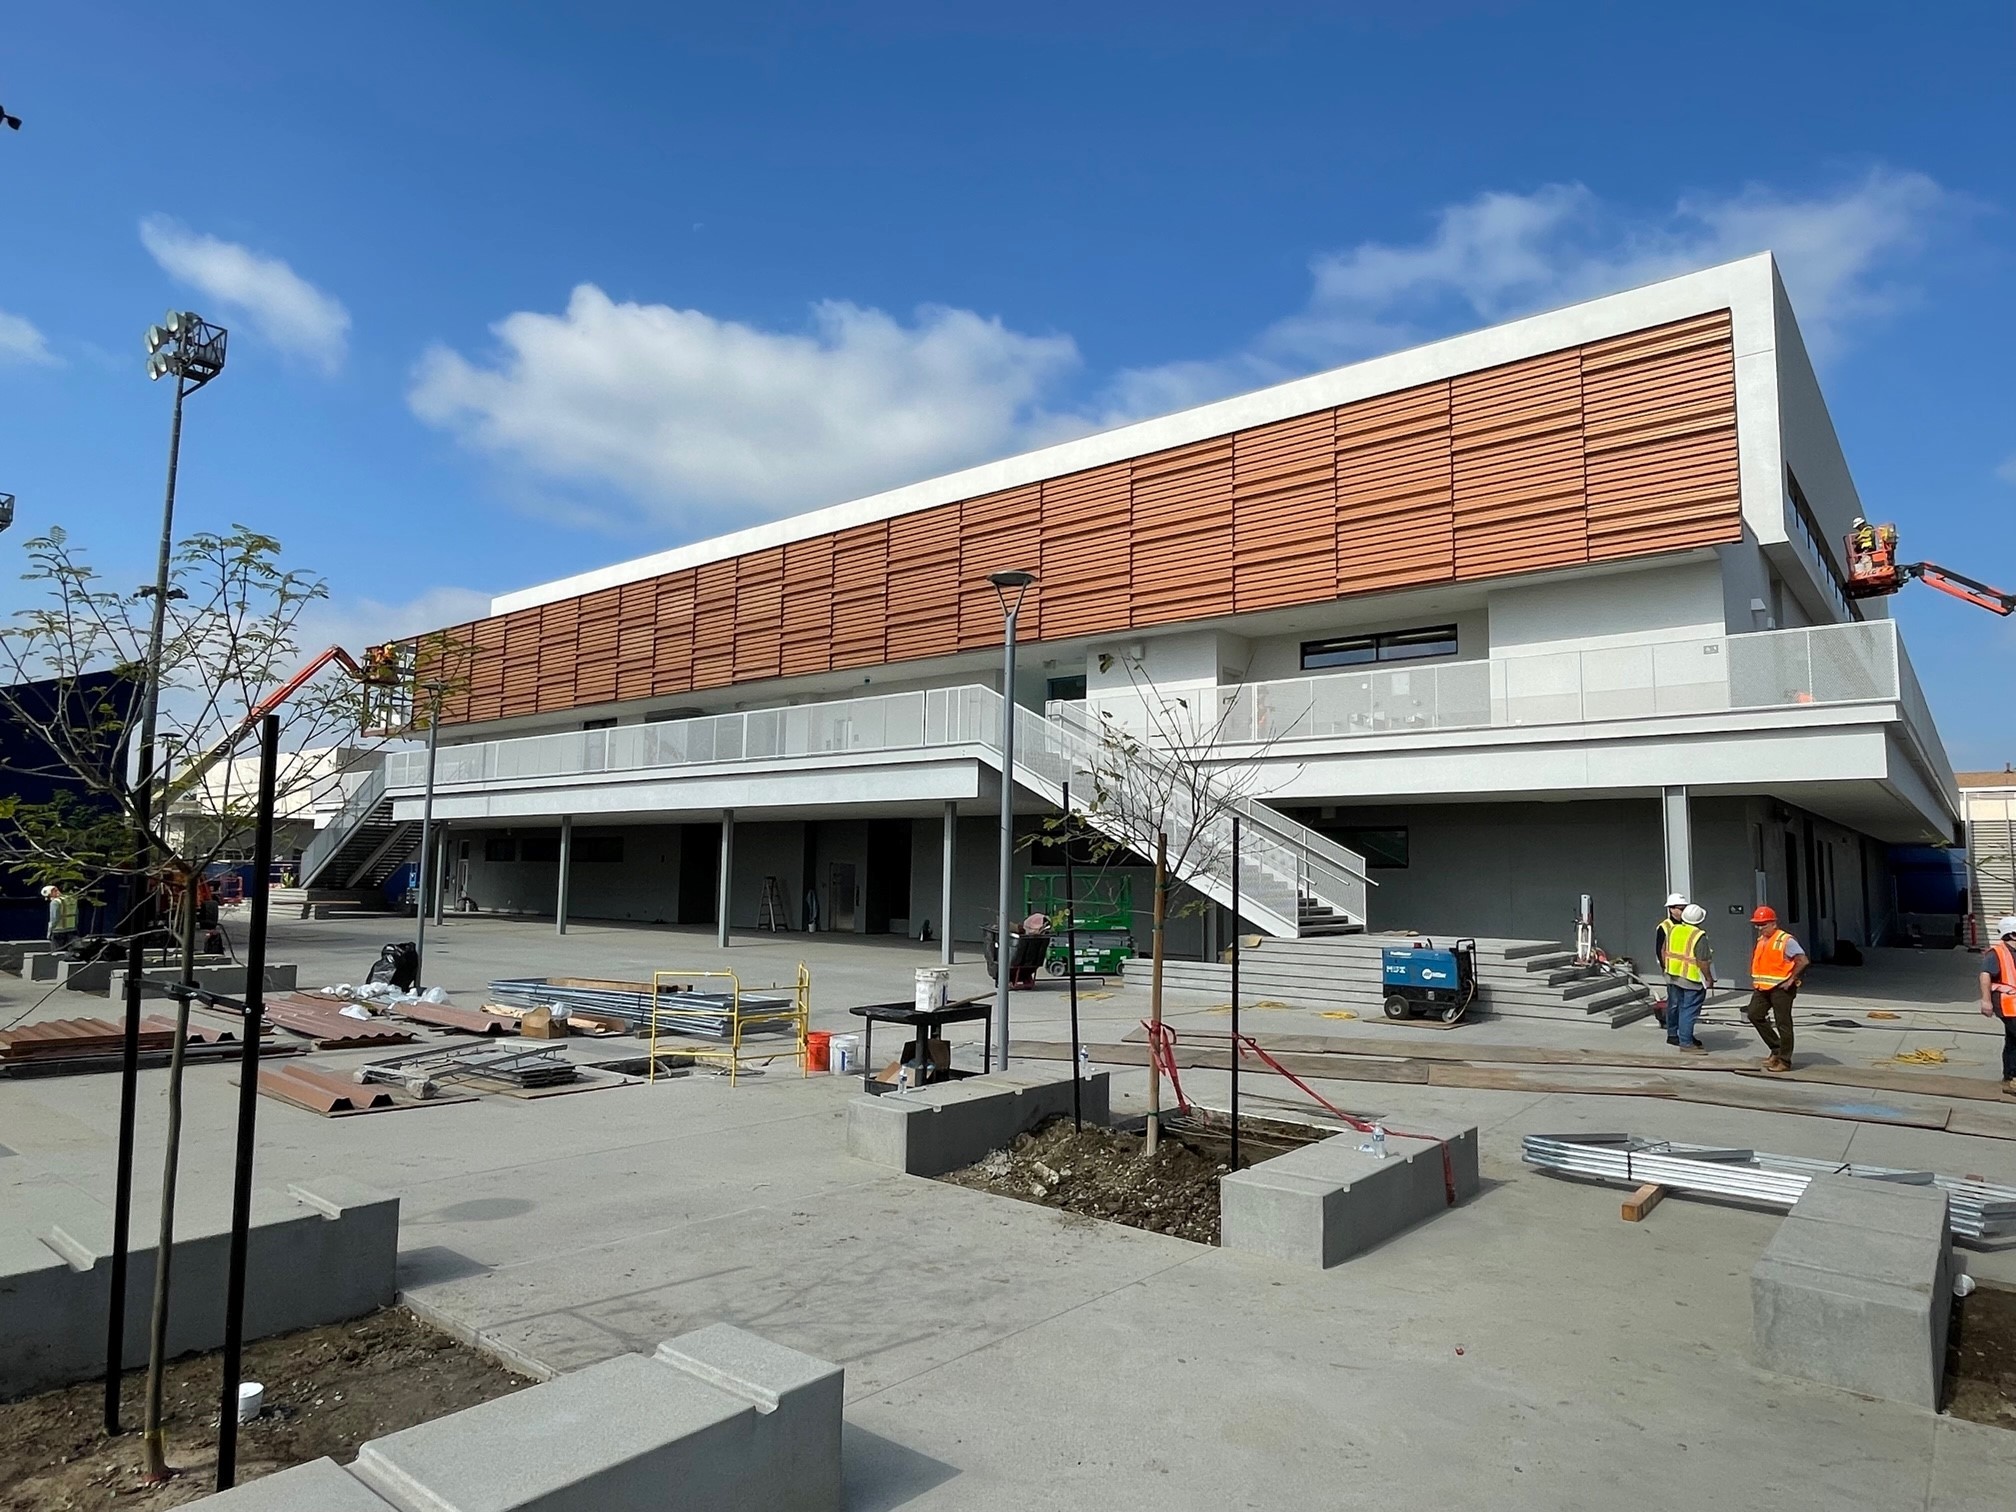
845, 1068, 1110, 1177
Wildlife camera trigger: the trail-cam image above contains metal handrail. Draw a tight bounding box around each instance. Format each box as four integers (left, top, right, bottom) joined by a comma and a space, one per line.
296, 761, 389, 886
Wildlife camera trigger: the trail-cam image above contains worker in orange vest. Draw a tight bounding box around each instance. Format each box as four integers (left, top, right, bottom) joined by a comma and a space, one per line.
1745, 906, 1809, 1073
1980, 914, 2016, 1097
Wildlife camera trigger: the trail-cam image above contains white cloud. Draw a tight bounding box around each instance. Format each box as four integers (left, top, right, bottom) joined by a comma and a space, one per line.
410, 287, 1082, 531
298, 585, 496, 655
139, 217, 351, 374
1997, 456, 2016, 486
0, 310, 57, 366
1106, 168, 1960, 417
414, 169, 1959, 532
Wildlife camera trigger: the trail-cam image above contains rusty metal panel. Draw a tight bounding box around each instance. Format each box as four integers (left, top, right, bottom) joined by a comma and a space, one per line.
1336, 382, 1454, 594
1452, 350, 1588, 578
465, 616, 507, 723
258, 1063, 397, 1116
651, 570, 697, 695
958, 485, 1042, 650
829, 521, 888, 671
1588, 428, 1743, 560
262, 997, 419, 1050
534, 598, 579, 714
732, 546, 786, 683
1040, 463, 1132, 639
690, 558, 738, 690
884, 503, 962, 662
781, 536, 835, 676
499, 606, 543, 718
1131, 435, 1234, 626
1234, 411, 1336, 612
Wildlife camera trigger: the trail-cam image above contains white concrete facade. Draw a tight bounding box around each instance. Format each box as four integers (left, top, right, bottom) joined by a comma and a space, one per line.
360, 255, 1958, 954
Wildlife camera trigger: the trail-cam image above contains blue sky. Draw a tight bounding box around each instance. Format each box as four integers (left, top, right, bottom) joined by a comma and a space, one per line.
2, 2, 2011, 766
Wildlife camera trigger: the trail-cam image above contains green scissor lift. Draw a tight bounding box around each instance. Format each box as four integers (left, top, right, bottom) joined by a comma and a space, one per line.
1023, 873, 1135, 976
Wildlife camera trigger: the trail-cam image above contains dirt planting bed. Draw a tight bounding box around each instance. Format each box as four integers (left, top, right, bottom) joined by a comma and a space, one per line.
938, 1113, 1323, 1245
0, 1308, 532, 1510
1946, 1282, 2016, 1431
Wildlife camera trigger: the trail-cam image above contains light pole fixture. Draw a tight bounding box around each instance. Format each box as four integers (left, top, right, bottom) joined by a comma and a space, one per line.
987, 569, 1035, 1073
105, 309, 228, 1439
413, 680, 450, 988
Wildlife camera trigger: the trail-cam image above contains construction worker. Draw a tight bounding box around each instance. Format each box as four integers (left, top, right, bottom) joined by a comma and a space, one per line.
1980, 914, 2016, 1097
1745, 906, 1808, 1072
1663, 903, 1714, 1051
41, 884, 79, 947
1652, 892, 1686, 1033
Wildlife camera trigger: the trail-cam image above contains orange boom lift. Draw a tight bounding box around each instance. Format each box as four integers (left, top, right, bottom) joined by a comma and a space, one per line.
1843, 519, 2015, 616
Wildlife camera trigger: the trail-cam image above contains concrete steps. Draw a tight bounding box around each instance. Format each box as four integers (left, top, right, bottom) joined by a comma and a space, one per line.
1151, 930, 1658, 1028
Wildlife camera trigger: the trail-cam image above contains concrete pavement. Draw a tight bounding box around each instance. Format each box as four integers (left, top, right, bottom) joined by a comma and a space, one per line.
2, 912, 2013, 1509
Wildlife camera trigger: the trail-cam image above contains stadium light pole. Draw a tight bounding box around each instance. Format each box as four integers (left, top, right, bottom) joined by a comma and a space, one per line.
987, 569, 1035, 1073
106, 311, 227, 1438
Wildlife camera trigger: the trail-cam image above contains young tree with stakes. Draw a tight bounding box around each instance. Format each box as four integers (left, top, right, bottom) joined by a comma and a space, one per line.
0, 525, 432, 1481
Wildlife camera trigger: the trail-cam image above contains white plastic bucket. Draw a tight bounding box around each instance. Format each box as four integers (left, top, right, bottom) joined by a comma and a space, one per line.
237, 1381, 264, 1423
914, 967, 950, 1014
829, 1034, 861, 1075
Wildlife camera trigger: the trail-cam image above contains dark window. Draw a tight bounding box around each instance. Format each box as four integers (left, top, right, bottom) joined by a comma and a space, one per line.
1046, 674, 1087, 703
1336, 827, 1408, 870
483, 837, 516, 863
575, 835, 624, 864
520, 835, 562, 863
1785, 833, 1802, 922
582, 717, 617, 730
1301, 625, 1458, 671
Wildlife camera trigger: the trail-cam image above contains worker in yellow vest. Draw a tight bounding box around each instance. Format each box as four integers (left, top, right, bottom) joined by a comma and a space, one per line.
1745, 906, 1809, 1072
1662, 903, 1714, 1052
1980, 914, 2016, 1097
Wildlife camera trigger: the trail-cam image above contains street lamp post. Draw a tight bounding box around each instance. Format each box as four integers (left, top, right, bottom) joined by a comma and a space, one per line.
413, 682, 447, 988
986, 570, 1035, 1073
106, 311, 226, 1438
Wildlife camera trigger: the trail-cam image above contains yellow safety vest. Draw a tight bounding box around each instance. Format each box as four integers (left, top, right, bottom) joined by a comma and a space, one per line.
1662, 921, 1705, 986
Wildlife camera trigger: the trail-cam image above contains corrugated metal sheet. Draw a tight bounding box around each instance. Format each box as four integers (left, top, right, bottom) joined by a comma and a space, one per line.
1233, 411, 1335, 612
1039, 463, 1132, 638
1132, 436, 1234, 625
430, 313, 1740, 723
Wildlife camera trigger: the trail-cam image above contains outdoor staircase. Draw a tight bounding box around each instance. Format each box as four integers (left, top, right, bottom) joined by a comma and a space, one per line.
983, 694, 1374, 940
1156, 933, 1659, 1028
297, 765, 421, 890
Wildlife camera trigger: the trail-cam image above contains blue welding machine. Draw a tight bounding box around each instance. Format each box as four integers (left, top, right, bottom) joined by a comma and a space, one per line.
1380, 938, 1479, 1024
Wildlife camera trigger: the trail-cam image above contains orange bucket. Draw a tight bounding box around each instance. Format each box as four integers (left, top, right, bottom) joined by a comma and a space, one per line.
805, 1030, 832, 1072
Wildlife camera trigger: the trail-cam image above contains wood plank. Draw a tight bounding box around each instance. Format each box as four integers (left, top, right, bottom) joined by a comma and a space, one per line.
1621, 1183, 1666, 1222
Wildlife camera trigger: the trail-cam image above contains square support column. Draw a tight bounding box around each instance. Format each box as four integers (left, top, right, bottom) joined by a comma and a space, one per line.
555, 816, 572, 936
431, 826, 449, 924
717, 810, 735, 949
941, 800, 956, 966
1661, 785, 1693, 904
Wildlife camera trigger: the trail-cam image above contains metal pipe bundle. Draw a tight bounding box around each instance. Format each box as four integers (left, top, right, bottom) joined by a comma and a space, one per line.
1521, 1133, 2016, 1242
487, 976, 795, 1041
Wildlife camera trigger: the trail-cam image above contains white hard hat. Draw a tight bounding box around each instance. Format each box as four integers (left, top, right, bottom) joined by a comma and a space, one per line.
1998, 915, 2016, 939
1665, 893, 1687, 907
1682, 904, 1708, 924
39, 885, 58, 899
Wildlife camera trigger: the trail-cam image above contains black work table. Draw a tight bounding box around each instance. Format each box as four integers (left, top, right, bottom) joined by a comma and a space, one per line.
848, 997, 993, 1091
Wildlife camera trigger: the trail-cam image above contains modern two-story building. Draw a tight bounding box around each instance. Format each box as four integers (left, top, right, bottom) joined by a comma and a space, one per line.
306, 253, 1959, 963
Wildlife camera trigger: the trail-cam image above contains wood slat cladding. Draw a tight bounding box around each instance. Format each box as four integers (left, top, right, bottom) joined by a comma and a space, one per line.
885, 505, 963, 661
1039, 463, 1132, 637
1233, 411, 1337, 612
958, 486, 1042, 649
1132, 436, 1234, 624
780, 536, 835, 677
429, 312, 1742, 725
1335, 382, 1454, 595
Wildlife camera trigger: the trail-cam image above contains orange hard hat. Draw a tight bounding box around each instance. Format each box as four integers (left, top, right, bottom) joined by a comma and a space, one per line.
1750, 906, 1778, 924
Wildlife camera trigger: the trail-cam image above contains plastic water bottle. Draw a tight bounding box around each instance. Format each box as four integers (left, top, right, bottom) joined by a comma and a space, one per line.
1076, 1046, 1090, 1080
1372, 1124, 1387, 1158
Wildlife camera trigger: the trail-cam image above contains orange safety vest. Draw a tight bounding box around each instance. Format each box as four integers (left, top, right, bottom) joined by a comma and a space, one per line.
1991, 942, 2016, 1018
1751, 929, 1801, 991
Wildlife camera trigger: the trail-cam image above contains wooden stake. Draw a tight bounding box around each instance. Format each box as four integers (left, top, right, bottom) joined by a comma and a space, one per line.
1621, 1183, 1666, 1222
